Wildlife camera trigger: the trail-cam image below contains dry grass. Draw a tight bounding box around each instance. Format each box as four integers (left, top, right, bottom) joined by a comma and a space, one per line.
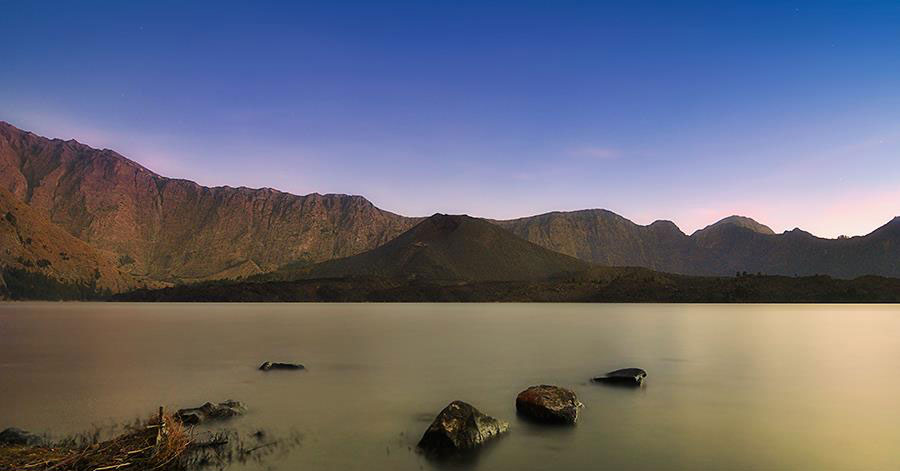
0, 410, 191, 471
1, 407, 304, 471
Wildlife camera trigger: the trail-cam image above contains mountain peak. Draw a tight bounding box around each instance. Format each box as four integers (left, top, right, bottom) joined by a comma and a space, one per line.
649, 219, 682, 230
293, 214, 588, 282
694, 215, 775, 236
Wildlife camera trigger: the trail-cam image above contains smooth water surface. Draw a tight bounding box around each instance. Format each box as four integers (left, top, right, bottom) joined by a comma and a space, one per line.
1, 303, 899, 470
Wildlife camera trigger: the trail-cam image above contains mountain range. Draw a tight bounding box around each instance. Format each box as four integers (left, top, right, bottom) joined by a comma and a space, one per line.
1, 121, 898, 298
119, 216, 900, 303
497, 211, 900, 278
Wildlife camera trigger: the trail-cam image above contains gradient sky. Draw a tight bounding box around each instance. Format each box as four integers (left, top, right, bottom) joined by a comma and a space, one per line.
2, 1, 899, 237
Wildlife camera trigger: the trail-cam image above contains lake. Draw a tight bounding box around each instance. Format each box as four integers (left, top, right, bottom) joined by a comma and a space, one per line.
1, 303, 899, 470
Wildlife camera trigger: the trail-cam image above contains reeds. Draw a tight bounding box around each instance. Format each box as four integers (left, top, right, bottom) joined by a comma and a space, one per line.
0, 409, 191, 471
1, 407, 304, 471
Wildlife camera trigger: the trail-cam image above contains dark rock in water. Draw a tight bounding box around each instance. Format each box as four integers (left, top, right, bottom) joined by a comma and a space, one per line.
176, 400, 247, 425
0, 427, 43, 446
592, 368, 647, 386
417, 401, 509, 456
259, 361, 305, 371
515, 385, 582, 425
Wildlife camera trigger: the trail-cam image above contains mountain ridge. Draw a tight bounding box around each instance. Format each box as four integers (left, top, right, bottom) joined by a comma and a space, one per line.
0, 121, 418, 282
496, 209, 900, 278
1, 121, 898, 285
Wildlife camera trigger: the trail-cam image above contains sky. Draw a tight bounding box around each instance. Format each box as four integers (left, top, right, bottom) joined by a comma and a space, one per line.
2, 1, 899, 238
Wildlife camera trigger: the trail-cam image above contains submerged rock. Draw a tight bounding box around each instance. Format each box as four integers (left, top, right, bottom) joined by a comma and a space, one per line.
515, 385, 582, 425
0, 427, 43, 446
176, 400, 246, 425
417, 401, 509, 456
592, 368, 647, 386
259, 361, 305, 371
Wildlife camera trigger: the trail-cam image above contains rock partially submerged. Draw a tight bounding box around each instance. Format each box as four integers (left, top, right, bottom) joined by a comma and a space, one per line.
176, 400, 246, 425
259, 361, 305, 371
0, 427, 43, 446
515, 385, 582, 425
417, 401, 509, 456
592, 368, 647, 386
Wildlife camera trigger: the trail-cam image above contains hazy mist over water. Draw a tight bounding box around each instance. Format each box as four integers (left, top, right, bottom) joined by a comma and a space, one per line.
2, 303, 899, 470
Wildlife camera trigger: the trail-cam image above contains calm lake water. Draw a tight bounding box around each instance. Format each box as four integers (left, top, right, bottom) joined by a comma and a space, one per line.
1, 303, 899, 470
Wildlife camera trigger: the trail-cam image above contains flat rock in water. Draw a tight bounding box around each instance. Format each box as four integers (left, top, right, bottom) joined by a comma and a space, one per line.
259, 361, 305, 371
176, 400, 247, 425
0, 427, 43, 446
591, 368, 647, 386
515, 385, 582, 425
418, 401, 509, 456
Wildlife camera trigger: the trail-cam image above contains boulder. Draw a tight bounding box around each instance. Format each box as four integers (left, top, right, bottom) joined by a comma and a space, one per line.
515, 385, 582, 425
417, 401, 508, 456
176, 400, 246, 425
592, 368, 647, 386
0, 427, 43, 446
259, 361, 305, 371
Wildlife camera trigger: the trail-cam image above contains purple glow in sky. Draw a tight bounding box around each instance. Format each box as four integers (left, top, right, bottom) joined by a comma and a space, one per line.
2, 1, 899, 238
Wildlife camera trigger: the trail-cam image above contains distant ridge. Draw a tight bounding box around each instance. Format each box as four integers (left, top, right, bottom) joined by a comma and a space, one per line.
275, 214, 590, 281
497, 210, 900, 278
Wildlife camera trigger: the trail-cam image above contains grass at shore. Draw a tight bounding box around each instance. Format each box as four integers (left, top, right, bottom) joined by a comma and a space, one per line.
1, 409, 304, 471
0, 411, 189, 471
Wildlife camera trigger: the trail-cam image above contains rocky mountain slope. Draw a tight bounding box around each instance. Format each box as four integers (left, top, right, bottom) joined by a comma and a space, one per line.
497, 211, 900, 278
0, 122, 417, 282
493, 210, 693, 272
271, 214, 590, 281
689, 219, 900, 278
0, 187, 156, 298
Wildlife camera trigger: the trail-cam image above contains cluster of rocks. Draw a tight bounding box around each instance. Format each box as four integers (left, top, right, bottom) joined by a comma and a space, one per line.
417, 367, 646, 457
3, 361, 644, 462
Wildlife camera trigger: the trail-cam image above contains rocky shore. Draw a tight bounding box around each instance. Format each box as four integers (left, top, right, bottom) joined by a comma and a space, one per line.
2, 361, 648, 467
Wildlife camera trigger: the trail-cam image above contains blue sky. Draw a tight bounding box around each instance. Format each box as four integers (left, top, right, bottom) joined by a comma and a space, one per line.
2, 1, 899, 237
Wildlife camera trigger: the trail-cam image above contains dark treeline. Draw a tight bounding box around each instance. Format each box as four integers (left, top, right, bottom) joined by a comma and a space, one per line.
114, 271, 900, 303
1, 268, 109, 301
